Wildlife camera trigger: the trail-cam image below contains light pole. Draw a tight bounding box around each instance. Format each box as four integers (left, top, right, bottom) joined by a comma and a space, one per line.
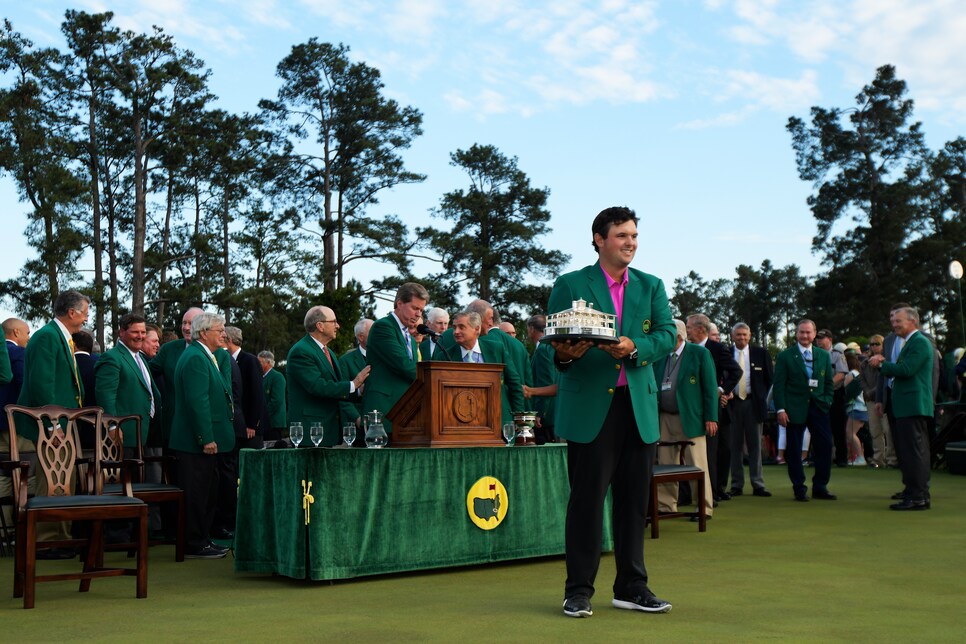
950, 260, 965, 347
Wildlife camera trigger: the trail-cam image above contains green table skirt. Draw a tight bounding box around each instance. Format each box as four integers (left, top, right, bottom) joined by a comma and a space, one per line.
234, 444, 614, 580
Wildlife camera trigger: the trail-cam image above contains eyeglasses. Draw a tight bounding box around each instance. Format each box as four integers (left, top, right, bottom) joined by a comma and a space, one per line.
869, 342, 881, 346
318, 319, 338, 325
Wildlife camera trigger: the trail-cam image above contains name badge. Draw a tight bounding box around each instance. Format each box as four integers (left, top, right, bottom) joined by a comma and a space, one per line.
808, 378, 819, 388
661, 380, 672, 391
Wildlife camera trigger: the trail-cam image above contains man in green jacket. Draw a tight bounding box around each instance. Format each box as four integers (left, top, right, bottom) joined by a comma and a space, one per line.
653, 319, 718, 518
867, 306, 934, 510
170, 312, 234, 559
258, 350, 287, 441
340, 318, 373, 421
773, 319, 836, 502
14, 290, 89, 552
287, 306, 368, 447
150, 306, 203, 446
550, 206, 675, 618
94, 313, 161, 453
362, 283, 429, 434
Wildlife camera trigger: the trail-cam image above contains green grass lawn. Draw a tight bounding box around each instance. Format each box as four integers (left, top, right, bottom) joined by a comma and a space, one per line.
3, 464, 963, 642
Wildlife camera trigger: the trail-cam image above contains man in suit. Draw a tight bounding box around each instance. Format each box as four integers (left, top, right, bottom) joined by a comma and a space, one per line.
653, 319, 718, 518
418, 308, 449, 361
727, 322, 774, 497
257, 351, 286, 441
72, 329, 99, 450
150, 306, 204, 447
0, 318, 29, 529
686, 313, 741, 503
867, 306, 934, 510
466, 300, 530, 410
170, 312, 234, 559
93, 313, 161, 456
15, 290, 89, 552
341, 318, 373, 419
549, 206, 675, 618
288, 306, 369, 446
362, 283, 429, 434
772, 319, 836, 502
815, 329, 849, 466
442, 310, 524, 425
526, 314, 558, 445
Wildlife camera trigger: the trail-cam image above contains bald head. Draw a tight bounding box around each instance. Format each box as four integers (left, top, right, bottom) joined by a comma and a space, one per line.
499, 322, 517, 338
181, 307, 204, 342
2, 318, 30, 347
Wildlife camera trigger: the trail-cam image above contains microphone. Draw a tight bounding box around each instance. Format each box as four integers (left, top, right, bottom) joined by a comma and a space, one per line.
416, 324, 438, 341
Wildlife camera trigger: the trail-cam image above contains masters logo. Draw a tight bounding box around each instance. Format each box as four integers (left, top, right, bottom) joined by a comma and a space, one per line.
466, 476, 508, 530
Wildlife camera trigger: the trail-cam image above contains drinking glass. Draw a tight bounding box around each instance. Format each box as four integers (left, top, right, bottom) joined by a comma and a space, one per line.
310, 422, 324, 447
343, 423, 356, 447
502, 423, 516, 447
289, 422, 303, 448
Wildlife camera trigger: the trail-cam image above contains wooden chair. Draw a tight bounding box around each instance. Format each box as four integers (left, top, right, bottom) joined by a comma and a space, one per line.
86, 412, 185, 561
649, 440, 707, 538
1, 404, 148, 609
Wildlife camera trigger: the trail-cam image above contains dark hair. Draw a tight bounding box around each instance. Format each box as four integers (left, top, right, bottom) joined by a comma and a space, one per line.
845, 352, 861, 371
53, 290, 90, 318
591, 206, 638, 253
118, 313, 146, 331
71, 330, 94, 353
527, 314, 546, 332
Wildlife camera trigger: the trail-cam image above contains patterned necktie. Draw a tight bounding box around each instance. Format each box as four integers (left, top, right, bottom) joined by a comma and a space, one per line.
322, 345, 334, 368
737, 349, 748, 400
473, 350, 483, 364
803, 349, 813, 378
68, 338, 83, 407
403, 328, 413, 360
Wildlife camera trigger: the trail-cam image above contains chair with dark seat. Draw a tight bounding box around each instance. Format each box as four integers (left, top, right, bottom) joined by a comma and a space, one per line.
87, 412, 185, 562
2, 404, 148, 609
649, 440, 707, 538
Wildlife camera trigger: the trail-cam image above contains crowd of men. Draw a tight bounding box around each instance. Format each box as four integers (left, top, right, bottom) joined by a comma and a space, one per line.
0, 206, 954, 616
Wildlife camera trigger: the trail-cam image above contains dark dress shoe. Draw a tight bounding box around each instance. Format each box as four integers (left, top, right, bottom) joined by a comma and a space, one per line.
890, 499, 930, 511
690, 515, 711, 522
812, 490, 837, 500
729, 488, 743, 497
891, 491, 907, 500
794, 494, 810, 502
718, 491, 732, 501
752, 487, 772, 497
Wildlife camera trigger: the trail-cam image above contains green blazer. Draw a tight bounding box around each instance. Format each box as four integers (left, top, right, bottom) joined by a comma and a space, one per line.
530, 341, 559, 426
339, 347, 367, 416
547, 262, 676, 444
418, 337, 448, 362
361, 314, 418, 433
879, 331, 934, 418
262, 368, 287, 429
438, 336, 526, 425
652, 343, 718, 438
488, 327, 533, 388
16, 320, 83, 441
150, 339, 187, 444
287, 335, 359, 446
772, 344, 834, 424
94, 342, 162, 448
169, 341, 235, 453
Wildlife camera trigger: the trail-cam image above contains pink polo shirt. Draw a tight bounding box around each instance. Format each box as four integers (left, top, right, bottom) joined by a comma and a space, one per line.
602, 264, 628, 387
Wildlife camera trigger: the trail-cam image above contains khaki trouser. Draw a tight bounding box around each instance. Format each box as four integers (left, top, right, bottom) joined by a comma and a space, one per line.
657, 413, 713, 516
868, 409, 896, 467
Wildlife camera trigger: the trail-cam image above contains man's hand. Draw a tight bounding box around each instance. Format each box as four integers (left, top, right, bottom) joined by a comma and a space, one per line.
777, 411, 789, 427
246, 428, 256, 440
875, 402, 884, 417
551, 339, 593, 362
867, 355, 885, 368
705, 421, 718, 437
719, 391, 733, 407
353, 365, 371, 389
203, 441, 218, 455
600, 336, 636, 360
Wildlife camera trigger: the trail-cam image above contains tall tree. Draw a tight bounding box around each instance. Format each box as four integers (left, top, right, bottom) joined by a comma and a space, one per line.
0, 20, 86, 319
787, 65, 931, 332
419, 144, 568, 316
259, 40, 425, 292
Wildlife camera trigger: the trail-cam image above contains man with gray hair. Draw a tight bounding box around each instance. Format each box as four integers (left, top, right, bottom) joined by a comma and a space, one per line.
288, 306, 369, 446
170, 312, 234, 558
258, 351, 287, 441
726, 322, 774, 497
419, 307, 449, 361
341, 318, 374, 421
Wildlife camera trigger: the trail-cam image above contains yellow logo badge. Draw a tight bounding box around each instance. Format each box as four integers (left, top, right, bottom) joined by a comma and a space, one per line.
689, 375, 697, 384
642, 319, 651, 334
466, 476, 508, 530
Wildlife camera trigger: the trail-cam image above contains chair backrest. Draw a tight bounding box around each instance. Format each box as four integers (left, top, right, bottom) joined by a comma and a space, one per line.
88, 413, 141, 494
4, 404, 101, 497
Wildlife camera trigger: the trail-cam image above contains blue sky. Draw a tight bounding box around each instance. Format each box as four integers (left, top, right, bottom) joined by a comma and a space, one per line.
3, 0, 966, 322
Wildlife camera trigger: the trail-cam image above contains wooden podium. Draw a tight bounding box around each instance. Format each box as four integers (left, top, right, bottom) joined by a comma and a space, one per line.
387, 361, 505, 447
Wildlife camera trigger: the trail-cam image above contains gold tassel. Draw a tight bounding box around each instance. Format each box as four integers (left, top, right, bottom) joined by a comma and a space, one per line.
301, 479, 314, 525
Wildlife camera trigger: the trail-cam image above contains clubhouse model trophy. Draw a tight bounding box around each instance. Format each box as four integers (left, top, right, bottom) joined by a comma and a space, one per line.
543, 298, 619, 344
512, 410, 538, 446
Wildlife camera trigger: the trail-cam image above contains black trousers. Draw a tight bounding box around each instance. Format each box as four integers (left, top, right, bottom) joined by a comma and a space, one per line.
785, 403, 833, 498
564, 387, 654, 599
892, 414, 931, 500
214, 434, 262, 532
174, 450, 218, 550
